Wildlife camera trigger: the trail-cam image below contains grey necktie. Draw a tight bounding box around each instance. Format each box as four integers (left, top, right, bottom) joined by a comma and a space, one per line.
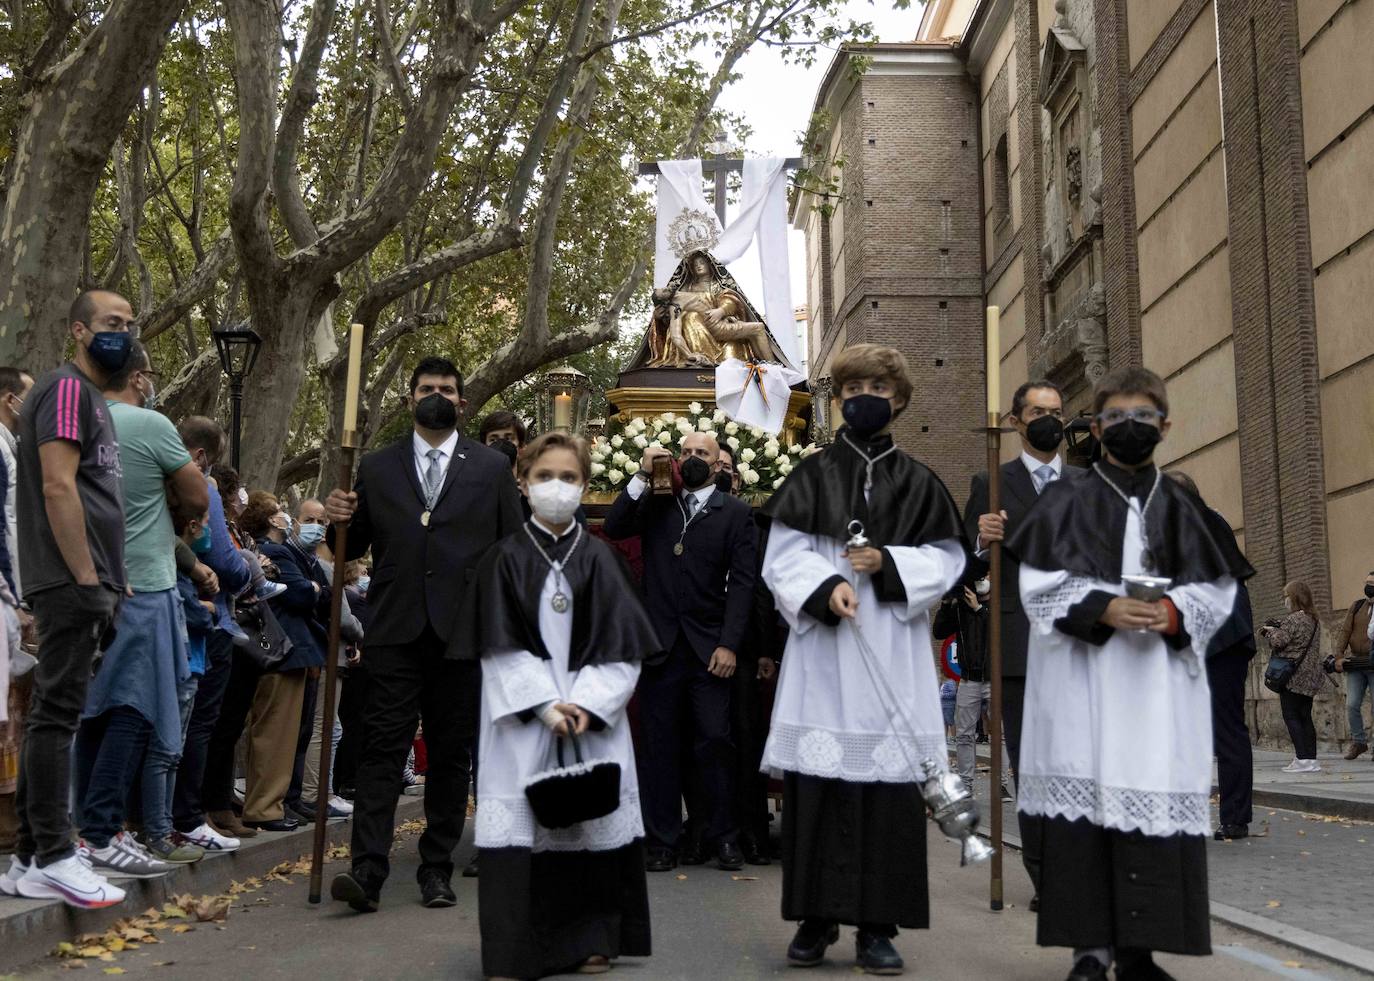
1033, 464, 1056, 495
423, 448, 444, 505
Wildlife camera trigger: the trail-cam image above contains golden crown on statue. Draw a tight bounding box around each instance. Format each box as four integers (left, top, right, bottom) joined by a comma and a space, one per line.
667, 208, 720, 258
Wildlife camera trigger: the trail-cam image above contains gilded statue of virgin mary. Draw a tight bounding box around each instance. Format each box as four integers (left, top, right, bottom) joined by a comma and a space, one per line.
635, 251, 795, 369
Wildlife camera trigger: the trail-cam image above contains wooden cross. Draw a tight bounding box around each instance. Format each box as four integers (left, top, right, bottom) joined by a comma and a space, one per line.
638, 146, 803, 224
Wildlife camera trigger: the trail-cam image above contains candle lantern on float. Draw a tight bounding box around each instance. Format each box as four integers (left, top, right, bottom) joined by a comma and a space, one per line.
535, 366, 593, 435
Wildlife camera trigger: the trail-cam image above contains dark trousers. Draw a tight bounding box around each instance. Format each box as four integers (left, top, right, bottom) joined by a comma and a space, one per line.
15, 583, 119, 866
285, 672, 320, 811
636, 637, 736, 851
1279, 689, 1317, 759
350, 627, 475, 885
1001, 674, 1041, 893
334, 663, 370, 793
173, 630, 234, 832
732, 663, 771, 843
201, 649, 265, 815
1208, 648, 1254, 826
73, 706, 150, 848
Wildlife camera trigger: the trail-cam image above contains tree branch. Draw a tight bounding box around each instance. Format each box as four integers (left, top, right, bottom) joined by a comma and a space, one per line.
579, 0, 737, 61
226, 0, 284, 285
20, 0, 76, 92
273, 0, 337, 249
140, 228, 236, 341
372, 0, 414, 115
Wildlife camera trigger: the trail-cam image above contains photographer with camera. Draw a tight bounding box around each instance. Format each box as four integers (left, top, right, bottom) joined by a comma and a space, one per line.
1332, 572, 1374, 760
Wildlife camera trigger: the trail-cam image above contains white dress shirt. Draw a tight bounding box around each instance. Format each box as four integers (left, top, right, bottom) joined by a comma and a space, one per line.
413, 430, 460, 496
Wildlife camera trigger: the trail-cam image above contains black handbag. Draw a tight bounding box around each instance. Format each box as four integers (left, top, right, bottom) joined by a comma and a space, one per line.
524, 730, 621, 830
1264, 618, 1317, 694
234, 601, 293, 671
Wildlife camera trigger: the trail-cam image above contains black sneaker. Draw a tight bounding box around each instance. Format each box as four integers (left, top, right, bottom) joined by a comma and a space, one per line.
855, 931, 903, 975
1213, 823, 1248, 841
786, 920, 839, 967
331, 870, 380, 913
418, 868, 456, 908
461, 853, 479, 878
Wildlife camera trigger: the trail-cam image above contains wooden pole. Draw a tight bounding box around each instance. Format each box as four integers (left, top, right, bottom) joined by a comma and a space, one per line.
985, 305, 1004, 912
309, 325, 364, 905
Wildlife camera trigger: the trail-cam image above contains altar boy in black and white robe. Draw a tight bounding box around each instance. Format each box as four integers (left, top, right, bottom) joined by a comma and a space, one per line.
1007, 367, 1252, 981
758, 344, 968, 976
455, 433, 661, 981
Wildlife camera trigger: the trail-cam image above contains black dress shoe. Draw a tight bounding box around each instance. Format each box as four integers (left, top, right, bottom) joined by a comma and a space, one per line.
1115, 949, 1175, 980
461, 853, 479, 878
740, 835, 772, 866
645, 848, 677, 872
419, 868, 457, 908
786, 919, 838, 966
717, 841, 744, 871
1028, 894, 1040, 912
331, 871, 380, 913
855, 931, 904, 975
678, 837, 706, 866
244, 817, 299, 832
1065, 955, 1109, 981
1214, 823, 1248, 841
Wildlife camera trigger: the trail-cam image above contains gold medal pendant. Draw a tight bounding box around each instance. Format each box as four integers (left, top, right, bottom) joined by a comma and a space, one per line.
673, 542, 684, 556
420, 510, 431, 527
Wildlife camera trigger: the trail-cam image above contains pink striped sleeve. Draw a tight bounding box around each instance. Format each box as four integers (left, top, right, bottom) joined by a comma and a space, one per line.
56, 378, 80, 441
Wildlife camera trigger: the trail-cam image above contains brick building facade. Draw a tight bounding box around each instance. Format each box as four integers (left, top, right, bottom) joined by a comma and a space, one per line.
797, 0, 1374, 748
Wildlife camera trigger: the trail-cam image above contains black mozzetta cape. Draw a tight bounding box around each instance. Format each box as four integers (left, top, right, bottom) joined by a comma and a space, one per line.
1005, 462, 1254, 586
760, 427, 968, 550
452, 521, 663, 670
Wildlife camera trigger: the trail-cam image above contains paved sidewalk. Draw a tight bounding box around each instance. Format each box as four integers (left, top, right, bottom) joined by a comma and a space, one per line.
1241, 745, 1374, 821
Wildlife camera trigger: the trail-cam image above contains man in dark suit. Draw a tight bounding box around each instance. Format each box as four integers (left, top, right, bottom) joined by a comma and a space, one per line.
964, 379, 1082, 900
603, 432, 756, 872
323, 357, 522, 913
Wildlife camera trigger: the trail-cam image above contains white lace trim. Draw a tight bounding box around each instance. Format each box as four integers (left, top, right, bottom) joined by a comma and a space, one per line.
474, 792, 644, 852
1018, 774, 1209, 837
1024, 575, 1097, 629
1170, 589, 1216, 671
761, 722, 948, 783
490, 653, 558, 716
568, 665, 630, 722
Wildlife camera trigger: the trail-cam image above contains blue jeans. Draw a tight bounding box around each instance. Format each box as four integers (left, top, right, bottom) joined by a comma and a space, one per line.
74, 706, 152, 849
140, 676, 201, 842
1346, 670, 1374, 743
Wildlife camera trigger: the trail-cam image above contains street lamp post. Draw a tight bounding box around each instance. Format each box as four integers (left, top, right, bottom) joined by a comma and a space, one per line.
213, 324, 263, 471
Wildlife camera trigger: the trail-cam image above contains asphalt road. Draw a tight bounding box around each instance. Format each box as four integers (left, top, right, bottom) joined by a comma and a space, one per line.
11, 821, 1369, 981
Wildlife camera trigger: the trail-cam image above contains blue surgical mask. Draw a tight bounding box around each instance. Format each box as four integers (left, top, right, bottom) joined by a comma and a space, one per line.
356, 576, 371, 593
296, 522, 327, 549
191, 523, 213, 556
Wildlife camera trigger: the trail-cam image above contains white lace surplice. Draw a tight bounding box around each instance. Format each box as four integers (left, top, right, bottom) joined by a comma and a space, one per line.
475, 566, 643, 853
760, 521, 966, 783
1017, 504, 1236, 838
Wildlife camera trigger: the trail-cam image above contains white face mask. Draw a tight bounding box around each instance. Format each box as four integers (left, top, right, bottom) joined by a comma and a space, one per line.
527, 479, 584, 525
974, 578, 991, 595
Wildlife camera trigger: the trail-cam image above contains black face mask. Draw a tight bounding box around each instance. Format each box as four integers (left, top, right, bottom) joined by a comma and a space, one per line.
680, 455, 713, 489
714, 471, 734, 495
1025, 415, 1065, 453
842, 395, 892, 438
1364, 583, 1374, 600
413, 393, 458, 431
1099, 419, 1162, 467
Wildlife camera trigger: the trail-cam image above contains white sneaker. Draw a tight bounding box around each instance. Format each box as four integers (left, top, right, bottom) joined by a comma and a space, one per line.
16, 854, 126, 908
328, 795, 354, 816
87, 832, 174, 880
0, 854, 30, 896
178, 822, 240, 853
1300, 759, 1322, 772
1281, 758, 1305, 772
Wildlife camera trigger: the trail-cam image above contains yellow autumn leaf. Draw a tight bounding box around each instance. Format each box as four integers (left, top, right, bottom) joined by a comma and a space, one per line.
97, 953, 115, 962
160, 903, 188, 920
171, 925, 193, 934
102, 969, 126, 976
77, 947, 106, 958
1266, 900, 1282, 908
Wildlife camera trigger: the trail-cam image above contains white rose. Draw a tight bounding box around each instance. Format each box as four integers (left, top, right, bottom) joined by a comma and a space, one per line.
750, 427, 764, 439
788, 444, 802, 455
662, 412, 677, 424
764, 445, 779, 459
688, 401, 703, 415
724, 421, 739, 435
778, 459, 793, 474
803, 443, 818, 456
676, 418, 693, 434
740, 448, 756, 463
736, 460, 752, 475
697, 417, 714, 431
657, 431, 672, 445
611, 435, 623, 448
633, 434, 648, 449
772, 477, 784, 490
607, 469, 625, 485
612, 452, 630, 468
713, 409, 726, 424
743, 470, 760, 486
727, 436, 740, 451
590, 462, 606, 476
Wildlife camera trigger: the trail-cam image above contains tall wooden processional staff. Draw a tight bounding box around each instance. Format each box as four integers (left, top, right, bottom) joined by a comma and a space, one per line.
985, 305, 1005, 911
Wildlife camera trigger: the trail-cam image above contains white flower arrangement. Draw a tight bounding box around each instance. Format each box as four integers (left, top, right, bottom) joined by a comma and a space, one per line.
585, 403, 814, 500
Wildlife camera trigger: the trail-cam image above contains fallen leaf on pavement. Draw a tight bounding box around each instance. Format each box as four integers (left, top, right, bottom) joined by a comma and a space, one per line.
102, 969, 125, 976
1266, 900, 1282, 908
730, 875, 759, 881
171, 925, 194, 935
675, 874, 687, 880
